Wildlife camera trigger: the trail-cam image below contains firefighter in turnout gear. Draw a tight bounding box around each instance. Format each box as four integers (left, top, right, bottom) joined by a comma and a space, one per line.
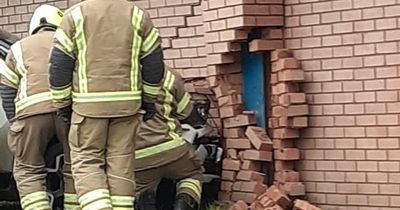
135, 66, 203, 210
49, 1, 164, 209
0, 5, 78, 210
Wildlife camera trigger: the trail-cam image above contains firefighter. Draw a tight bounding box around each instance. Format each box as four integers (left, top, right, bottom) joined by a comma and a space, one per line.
135, 66, 204, 210
48, 1, 164, 209
0, 5, 79, 210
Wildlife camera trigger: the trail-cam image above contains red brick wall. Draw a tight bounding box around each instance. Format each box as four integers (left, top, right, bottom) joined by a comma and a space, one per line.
285, 0, 400, 209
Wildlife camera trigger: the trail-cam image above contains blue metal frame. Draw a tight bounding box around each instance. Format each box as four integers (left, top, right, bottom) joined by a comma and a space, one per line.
241, 43, 266, 128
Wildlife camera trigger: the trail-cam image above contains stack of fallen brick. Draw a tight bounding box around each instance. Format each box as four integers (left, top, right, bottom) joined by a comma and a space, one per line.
219, 112, 274, 204
229, 186, 322, 210
268, 49, 308, 198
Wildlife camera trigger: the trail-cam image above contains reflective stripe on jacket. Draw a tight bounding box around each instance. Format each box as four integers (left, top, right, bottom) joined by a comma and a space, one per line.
51, 0, 161, 117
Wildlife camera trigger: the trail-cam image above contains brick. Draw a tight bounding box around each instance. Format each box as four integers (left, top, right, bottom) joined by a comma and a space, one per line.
278, 93, 306, 105
287, 105, 309, 117
224, 114, 257, 128
222, 170, 237, 181
227, 149, 238, 159
241, 160, 261, 171
265, 185, 291, 209
278, 69, 305, 82
293, 199, 322, 210
240, 150, 273, 161
272, 128, 299, 139
245, 126, 273, 151
207, 54, 235, 65
256, 196, 275, 208
226, 138, 252, 149
249, 39, 284, 52
218, 94, 243, 106
223, 159, 241, 171
237, 170, 265, 182
233, 181, 267, 195
274, 148, 300, 160
224, 127, 246, 138
227, 16, 257, 28
256, 16, 284, 27
272, 139, 294, 149
231, 192, 258, 204
275, 160, 295, 171
221, 181, 233, 191
272, 58, 300, 72
271, 49, 293, 62
219, 29, 248, 41
275, 170, 300, 182
289, 117, 308, 128
272, 83, 300, 95
229, 200, 248, 210
262, 28, 283, 40
279, 182, 306, 196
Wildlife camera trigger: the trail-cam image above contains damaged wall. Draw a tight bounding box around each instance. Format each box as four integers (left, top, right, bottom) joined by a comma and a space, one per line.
285, 0, 400, 209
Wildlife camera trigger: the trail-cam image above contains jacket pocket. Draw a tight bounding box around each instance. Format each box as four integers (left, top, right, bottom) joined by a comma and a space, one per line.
7, 120, 25, 157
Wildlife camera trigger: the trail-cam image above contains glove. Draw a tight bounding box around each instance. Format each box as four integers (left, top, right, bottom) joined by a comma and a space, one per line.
141, 101, 156, 122
57, 106, 72, 124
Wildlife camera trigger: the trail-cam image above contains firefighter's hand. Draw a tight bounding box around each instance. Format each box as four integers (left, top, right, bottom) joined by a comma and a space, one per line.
57, 106, 72, 124
141, 101, 155, 122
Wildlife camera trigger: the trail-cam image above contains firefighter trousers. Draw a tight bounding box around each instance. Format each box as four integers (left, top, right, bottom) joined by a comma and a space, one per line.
7, 112, 74, 210
136, 147, 203, 204
69, 112, 140, 210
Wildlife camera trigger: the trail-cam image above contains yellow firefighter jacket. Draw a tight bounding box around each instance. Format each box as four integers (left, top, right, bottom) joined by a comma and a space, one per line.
0, 30, 56, 119
51, 0, 161, 117
135, 67, 193, 171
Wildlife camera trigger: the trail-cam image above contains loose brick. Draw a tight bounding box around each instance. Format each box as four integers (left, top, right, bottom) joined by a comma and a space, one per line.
249, 39, 284, 52
278, 93, 306, 106
229, 200, 248, 210
293, 199, 322, 210
219, 29, 248, 41
218, 94, 243, 106
213, 84, 233, 98
227, 149, 239, 159
275, 160, 295, 171
272, 83, 300, 95
274, 170, 300, 182
262, 28, 283, 40
287, 105, 309, 117
278, 69, 305, 82
279, 182, 306, 196
272, 58, 301, 72
224, 114, 257, 128
241, 160, 261, 171
272, 139, 295, 149
240, 150, 273, 161
227, 16, 257, 28
223, 159, 241, 171
265, 185, 291, 209
224, 127, 247, 138
256, 16, 284, 27
271, 49, 293, 62
272, 106, 286, 117
274, 148, 300, 160
221, 181, 233, 191
272, 128, 299, 139
231, 192, 258, 204
220, 104, 243, 119
222, 170, 237, 181
233, 181, 267, 195
245, 126, 273, 150
237, 170, 265, 182
207, 54, 235, 65
257, 195, 276, 207
226, 138, 252, 149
